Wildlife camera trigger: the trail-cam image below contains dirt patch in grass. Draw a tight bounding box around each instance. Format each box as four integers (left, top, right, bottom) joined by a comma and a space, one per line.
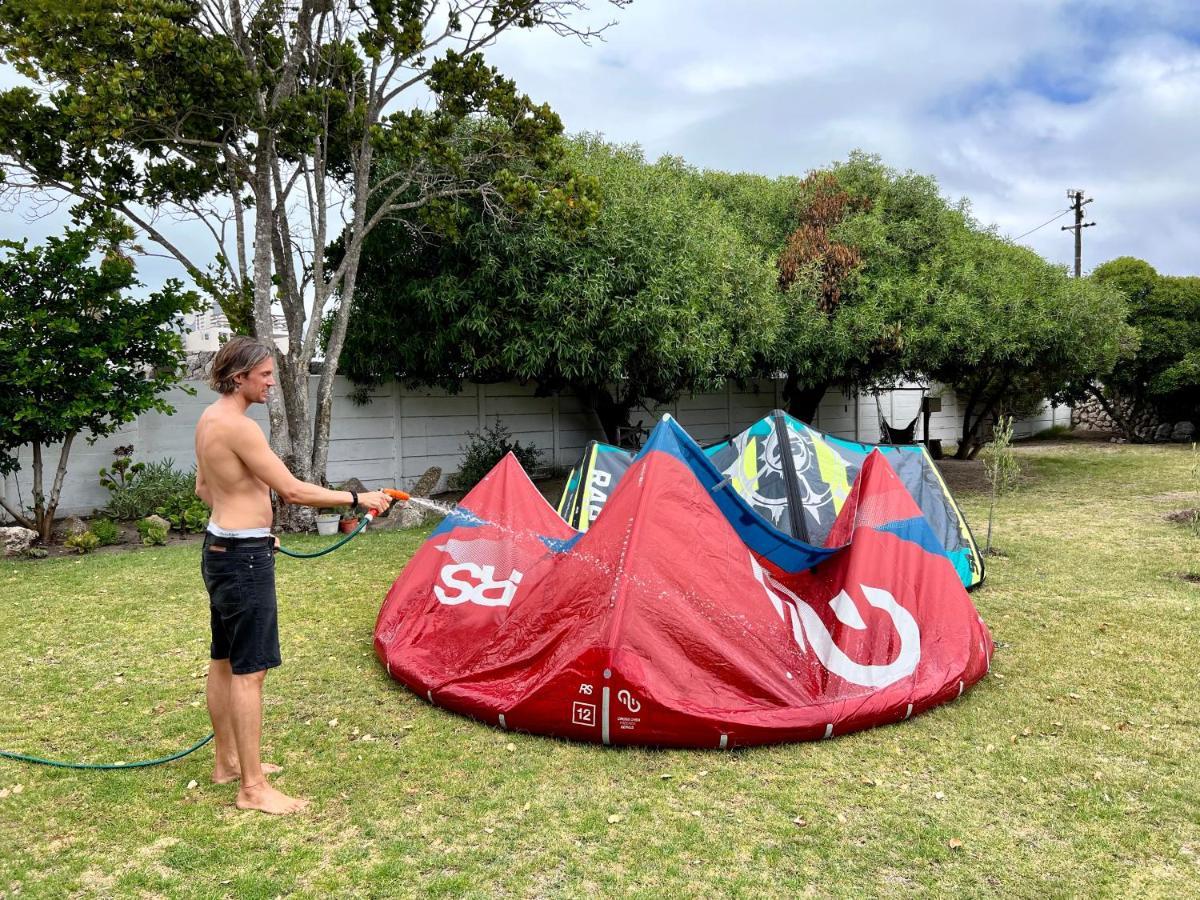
934, 458, 988, 495
1164, 509, 1200, 525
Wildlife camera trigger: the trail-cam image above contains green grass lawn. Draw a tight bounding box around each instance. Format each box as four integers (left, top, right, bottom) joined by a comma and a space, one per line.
1, 441, 1198, 898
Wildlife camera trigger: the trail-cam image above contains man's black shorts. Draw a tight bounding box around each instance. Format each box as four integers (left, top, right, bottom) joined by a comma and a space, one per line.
201, 534, 281, 675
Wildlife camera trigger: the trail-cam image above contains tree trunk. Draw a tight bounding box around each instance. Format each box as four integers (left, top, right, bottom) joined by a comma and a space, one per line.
273, 353, 314, 532
1086, 383, 1143, 443
250, 137, 289, 462
782, 370, 828, 424
954, 384, 985, 460
42, 433, 75, 544
32, 442, 46, 542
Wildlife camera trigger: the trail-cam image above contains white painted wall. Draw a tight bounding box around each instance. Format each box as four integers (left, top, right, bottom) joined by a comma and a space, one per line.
1, 377, 1067, 520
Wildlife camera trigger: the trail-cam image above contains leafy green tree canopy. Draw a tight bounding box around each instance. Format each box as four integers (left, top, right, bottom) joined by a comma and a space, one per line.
0, 226, 199, 540
340, 136, 782, 441
916, 231, 1132, 458
0, 0, 622, 516
1092, 257, 1200, 427
766, 151, 974, 421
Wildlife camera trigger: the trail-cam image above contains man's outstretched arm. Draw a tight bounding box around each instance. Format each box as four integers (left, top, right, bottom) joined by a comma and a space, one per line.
231, 418, 393, 512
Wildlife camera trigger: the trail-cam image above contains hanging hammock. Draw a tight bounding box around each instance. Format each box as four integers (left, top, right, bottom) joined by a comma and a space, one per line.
874, 386, 926, 443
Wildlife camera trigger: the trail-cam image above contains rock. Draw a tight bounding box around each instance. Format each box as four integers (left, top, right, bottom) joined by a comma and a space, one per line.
396, 505, 428, 529
184, 351, 216, 382
1172, 421, 1196, 443
145, 514, 170, 532
1154, 423, 1173, 443
410, 466, 443, 499
57, 515, 88, 539
334, 478, 369, 506
1, 526, 38, 556
375, 466, 442, 530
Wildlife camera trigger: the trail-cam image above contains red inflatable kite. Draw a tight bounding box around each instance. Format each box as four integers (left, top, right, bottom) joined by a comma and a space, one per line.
375, 417, 992, 748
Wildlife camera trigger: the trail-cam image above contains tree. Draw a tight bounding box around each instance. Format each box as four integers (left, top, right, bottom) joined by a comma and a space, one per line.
0, 227, 199, 542
915, 231, 1132, 459
768, 152, 972, 422
980, 414, 1020, 555
0, 0, 624, 526
339, 137, 782, 441
1091, 257, 1200, 437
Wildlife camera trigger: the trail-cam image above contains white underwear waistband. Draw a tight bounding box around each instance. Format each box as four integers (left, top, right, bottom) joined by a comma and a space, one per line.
207, 522, 272, 539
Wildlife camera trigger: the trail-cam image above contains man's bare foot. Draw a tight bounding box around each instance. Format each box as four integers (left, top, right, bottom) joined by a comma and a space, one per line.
235, 780, 309, 815
212, 761, 283, 785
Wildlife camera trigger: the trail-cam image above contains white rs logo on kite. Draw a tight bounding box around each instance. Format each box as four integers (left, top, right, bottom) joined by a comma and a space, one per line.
433, 537, 525, 607
749, 556, 921, 688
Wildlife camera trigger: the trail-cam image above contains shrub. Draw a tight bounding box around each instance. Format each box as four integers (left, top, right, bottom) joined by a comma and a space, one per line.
98, 445, 144, 492
64, 530, 100, 554
137, 518, 168, 546
450, 417, 544, 491
100, 447, 150, 520
90, 518, 122, 546
101, 452, 199, 521
156, 495, 210, 533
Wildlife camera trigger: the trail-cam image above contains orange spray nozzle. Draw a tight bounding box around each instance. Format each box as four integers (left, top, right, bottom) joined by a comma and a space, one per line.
384, 489, 410, 502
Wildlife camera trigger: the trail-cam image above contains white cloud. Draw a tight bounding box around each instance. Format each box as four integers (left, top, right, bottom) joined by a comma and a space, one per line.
3, 1, 1198, 277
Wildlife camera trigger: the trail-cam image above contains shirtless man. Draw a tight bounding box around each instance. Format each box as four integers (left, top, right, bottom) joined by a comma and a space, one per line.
194, 336, 394, 814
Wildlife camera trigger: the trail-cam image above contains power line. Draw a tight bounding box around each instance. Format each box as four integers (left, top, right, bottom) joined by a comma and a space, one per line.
1012, 207, 1073, 241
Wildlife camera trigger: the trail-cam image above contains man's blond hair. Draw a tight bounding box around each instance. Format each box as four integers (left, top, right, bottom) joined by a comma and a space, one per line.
208, 335, 273, 395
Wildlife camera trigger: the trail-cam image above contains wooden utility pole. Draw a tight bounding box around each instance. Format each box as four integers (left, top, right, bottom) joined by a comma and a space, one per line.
1061, 189, 1095, 277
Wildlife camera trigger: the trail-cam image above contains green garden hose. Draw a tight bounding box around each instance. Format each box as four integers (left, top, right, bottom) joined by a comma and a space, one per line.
275, 514, 370, 558
0, 733, 214, 770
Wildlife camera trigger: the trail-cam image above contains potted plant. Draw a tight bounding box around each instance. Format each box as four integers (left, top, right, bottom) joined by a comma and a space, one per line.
338, 505, 362, 533
316, 506, 344, 536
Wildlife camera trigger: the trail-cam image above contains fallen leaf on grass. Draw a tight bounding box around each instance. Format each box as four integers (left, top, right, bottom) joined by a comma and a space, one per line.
327, 718, 339, 728
505, 743, 515, 753
792, 817, 808, 827
948, 838, 963, 850
186, 780, 198, 790
934, 791, 946, 801
660, 773, 673, 780
607, 814, 622, 824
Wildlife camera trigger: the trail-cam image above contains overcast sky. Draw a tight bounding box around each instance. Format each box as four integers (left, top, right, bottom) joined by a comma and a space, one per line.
487, 0, 1200, 276
2, 0, 1197, 289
